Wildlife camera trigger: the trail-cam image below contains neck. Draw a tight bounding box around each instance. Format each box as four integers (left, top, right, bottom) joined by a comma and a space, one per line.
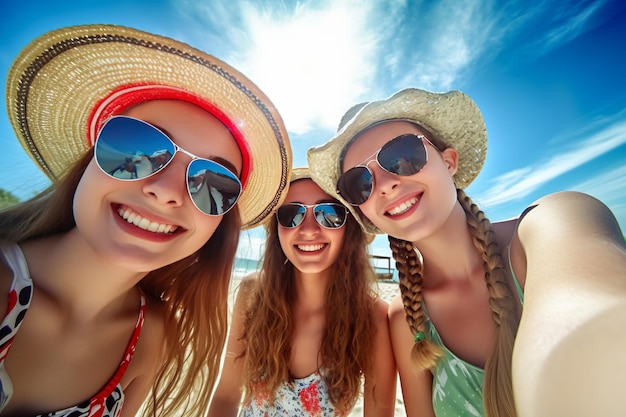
414, 203, 484, 284
21, 232, 145, 322
293, 268, 330, 310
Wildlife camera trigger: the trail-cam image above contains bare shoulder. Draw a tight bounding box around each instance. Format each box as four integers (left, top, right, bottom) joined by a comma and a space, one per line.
387, 294, 406, 326
235, 271, 261, 304
371, 297, 390, 324
238, 271, 260, 292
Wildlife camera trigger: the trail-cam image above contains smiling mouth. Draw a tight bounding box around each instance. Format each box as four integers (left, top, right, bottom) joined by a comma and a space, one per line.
117, 206, 179, 234
387, 196, 419, 216
296, 243, 326, 252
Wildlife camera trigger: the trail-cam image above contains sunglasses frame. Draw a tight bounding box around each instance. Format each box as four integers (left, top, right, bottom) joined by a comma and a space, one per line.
94, 115, 242, 216
276, 202, 348, 229
337, 133, 434, 206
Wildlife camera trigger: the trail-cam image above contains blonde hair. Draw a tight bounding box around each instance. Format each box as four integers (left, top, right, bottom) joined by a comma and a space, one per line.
390, 187, 520, 417
0, 151, 240, 417
240, 204, 378, 414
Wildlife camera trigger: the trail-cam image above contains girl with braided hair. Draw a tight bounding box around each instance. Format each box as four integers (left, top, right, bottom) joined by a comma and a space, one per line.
307, 88, 626, 417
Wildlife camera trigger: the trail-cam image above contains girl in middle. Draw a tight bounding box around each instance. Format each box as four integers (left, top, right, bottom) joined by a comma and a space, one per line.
208, 168, 397, 417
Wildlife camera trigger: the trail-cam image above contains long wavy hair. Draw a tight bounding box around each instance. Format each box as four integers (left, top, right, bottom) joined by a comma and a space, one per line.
385, 129, 521, 417
240, 194, 378, 415
0, 150, 240, 417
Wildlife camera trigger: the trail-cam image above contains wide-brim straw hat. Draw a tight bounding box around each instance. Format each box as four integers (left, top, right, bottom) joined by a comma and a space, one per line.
307, 87, 486, 234
6, 24, 292, 229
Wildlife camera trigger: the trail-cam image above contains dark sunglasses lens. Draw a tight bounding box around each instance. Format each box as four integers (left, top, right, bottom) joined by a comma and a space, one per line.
337, 167, 373, 206
314, 204, 347, 228
378, 134, 427, 176
277, 204, 307, 228
95, 116, 176, 180
188, 160, 242, 216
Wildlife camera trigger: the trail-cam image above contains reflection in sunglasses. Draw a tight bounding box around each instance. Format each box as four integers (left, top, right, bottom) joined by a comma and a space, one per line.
95, 115, 242, 216
276, 203, 347, 229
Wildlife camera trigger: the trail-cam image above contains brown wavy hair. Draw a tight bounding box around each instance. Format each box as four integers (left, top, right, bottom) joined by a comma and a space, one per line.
240, 199, 379, 414
385, 129, 521, 417
0, 150, 240, 417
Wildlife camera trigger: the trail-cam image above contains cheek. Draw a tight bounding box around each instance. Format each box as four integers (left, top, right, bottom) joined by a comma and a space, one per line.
193, 214, 223, 243
73, 161, 106, 221
357, 200, 377, 224
277, 227, 291, 251
328, 229, 346, 260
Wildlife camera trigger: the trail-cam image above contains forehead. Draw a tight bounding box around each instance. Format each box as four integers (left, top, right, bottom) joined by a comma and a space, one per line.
285, 178, 332, 203
342, 121, 425, 170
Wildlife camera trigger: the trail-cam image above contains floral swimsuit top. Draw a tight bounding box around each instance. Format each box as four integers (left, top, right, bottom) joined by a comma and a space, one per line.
0, 243, 146, 417
241, 370, 345, 417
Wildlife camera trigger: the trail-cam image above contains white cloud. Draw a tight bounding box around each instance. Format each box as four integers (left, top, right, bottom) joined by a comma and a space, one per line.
479, 116, 626, 207
397, 0, 499, 90
172, 0, 614, 136
534, 0, 608, 55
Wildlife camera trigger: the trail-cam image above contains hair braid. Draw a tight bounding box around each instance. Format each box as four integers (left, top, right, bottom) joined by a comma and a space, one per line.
457, 188, 519, 417
389, 235, 442, 370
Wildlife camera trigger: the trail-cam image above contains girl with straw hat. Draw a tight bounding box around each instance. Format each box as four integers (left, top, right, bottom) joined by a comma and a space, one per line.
307, 87, 626, 417
0, 24, 291, 417
208, 168, 397, 417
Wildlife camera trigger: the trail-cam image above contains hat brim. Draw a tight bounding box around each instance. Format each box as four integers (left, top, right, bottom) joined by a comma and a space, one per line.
307, 88, 486, 234
6, 24, 292, 228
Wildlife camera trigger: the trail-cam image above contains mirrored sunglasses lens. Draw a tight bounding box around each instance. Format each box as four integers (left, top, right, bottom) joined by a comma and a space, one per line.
277, 204, 306, 228
314, 204, 347, 228
379, 134, 427, 176
188, 160, 242, 215
95, 117, 176, 180
337, 167, 373, 205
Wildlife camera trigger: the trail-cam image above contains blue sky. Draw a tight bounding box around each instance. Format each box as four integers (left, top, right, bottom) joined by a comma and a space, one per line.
1, 0, 625, 261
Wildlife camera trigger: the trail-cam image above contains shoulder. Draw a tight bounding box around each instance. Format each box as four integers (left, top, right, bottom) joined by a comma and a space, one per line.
387, 294, 407, 329
236, 272, 261, 301
371, 296, 390, 324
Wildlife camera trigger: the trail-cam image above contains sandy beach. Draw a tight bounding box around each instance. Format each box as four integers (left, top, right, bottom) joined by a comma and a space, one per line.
227, 276, 407, 417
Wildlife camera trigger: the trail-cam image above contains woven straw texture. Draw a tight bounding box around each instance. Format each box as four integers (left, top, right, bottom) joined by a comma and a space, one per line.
6, 24, 292, 229
307, 88, 487, 234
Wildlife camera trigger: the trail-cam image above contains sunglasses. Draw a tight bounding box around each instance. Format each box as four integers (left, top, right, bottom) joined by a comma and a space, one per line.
337, 133, 433, 206
276, 203, 348, 229
94, 115, 242, 216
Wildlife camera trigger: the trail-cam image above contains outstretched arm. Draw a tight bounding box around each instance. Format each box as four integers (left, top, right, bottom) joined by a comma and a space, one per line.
512, 191, 626, 417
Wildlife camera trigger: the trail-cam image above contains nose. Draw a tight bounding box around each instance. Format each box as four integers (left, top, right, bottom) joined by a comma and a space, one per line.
297, 207, 321, 235
366, 160, 400, 198
142, 154, 188, 208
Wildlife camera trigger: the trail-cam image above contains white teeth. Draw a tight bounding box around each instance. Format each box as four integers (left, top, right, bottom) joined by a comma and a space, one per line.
118, 207, 178, 234
387, 196, 419, 216
297, 243, 325, 252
